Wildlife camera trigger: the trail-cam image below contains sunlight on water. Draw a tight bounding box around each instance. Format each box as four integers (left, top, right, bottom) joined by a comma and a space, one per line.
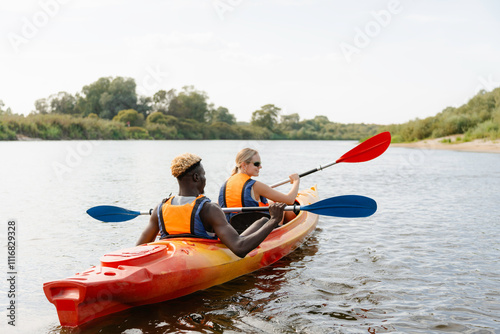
1, 140, 499, 333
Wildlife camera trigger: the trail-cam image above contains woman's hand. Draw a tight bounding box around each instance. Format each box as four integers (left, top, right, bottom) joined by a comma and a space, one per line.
289, 173, 300, 184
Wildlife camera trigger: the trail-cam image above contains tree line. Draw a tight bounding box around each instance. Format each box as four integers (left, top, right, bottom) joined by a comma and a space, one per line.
0, 76, 380, 140
383, 87, 500, 142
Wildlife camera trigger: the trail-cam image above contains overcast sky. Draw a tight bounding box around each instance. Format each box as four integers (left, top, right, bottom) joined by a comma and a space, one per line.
1, 0, 500, 124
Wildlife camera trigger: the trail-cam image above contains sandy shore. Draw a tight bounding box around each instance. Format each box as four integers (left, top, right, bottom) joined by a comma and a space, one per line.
391, 135, 500, 154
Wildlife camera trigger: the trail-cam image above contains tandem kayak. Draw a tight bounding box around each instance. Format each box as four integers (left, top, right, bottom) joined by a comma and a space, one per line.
44, 186, 319, 327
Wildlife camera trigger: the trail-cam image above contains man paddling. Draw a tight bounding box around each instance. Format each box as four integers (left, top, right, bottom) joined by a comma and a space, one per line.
136, 153, 286, 258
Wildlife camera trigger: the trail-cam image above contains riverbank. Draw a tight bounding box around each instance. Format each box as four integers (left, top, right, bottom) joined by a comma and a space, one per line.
391, 135, 500, 153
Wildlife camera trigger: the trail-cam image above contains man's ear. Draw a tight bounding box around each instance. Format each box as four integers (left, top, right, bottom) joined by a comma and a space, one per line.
192, 172, 200, 182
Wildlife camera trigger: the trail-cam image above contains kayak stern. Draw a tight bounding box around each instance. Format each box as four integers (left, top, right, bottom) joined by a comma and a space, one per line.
44, 186, 319, 327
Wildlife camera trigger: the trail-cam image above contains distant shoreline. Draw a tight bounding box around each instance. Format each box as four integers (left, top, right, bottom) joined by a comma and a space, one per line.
391, 135, 500, 154
13, 134, 500, 154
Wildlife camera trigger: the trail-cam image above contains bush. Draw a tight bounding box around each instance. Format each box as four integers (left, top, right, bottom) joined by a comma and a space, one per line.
466, 120, 499, 140
177, 119, 203, 139
113, 109, 144, 127
145, 123, 178, 139
386, 87, 500, 142
126, 126, 150, 139
208, 122, 241, 139
390, 134, 404, 143
0, 121, 16, 140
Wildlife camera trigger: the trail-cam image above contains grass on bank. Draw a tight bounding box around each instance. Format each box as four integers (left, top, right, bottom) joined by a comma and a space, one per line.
0, 113, 380, 141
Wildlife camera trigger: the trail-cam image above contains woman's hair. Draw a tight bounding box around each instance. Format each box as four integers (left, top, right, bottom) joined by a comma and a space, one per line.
232, 148, 258, 175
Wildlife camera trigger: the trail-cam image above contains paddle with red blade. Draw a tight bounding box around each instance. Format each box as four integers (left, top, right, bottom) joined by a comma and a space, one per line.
271, 131, 391, 188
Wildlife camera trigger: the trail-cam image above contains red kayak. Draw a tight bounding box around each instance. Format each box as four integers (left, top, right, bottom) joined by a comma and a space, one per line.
44, 186, 319, 327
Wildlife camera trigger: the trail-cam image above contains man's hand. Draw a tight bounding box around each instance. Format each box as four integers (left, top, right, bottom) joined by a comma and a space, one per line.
269, 202, 286, 226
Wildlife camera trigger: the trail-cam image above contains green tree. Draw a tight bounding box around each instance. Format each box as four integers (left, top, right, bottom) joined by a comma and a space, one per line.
168, 86, 210, 122
152, 89, 176, 114
76, 77, 111, 117
209, 106, 236, 124
251, 104, 281, 130
33, 99, 49, 114
136, 95, 153, 116
0, 100, 13, 115
76, 77, 138, 119
101, 77, 138, 118
279, 113, 300, 131
314, 115, 329, 127
49, 92, 77, 115
383, 86, 500, 142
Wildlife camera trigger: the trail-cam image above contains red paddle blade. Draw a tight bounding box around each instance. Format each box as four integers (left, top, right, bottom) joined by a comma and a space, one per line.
336, 131, 391, 163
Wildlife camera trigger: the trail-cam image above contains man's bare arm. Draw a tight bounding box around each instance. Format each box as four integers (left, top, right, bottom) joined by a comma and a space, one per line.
136, 206, 160, 245
201, 202, 285, 258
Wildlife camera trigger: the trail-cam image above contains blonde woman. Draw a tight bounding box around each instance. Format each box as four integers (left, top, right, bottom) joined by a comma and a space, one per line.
218, 148, 300, 222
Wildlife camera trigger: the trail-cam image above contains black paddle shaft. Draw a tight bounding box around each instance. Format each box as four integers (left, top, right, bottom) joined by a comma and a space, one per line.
272, 161, 338, 188
299, 168, 320, 178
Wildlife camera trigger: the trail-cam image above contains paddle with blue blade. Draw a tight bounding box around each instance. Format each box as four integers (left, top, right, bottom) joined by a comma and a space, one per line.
271, 131, 391, 188
87, 195, 377, 222
86, 206, 152, 222
225, 195, 377, 218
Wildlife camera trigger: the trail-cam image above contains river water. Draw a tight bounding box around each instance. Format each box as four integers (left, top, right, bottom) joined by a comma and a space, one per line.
0, 140, 499, 333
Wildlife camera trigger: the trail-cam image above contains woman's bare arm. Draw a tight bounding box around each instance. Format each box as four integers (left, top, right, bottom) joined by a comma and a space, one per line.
253, 173, 300, 204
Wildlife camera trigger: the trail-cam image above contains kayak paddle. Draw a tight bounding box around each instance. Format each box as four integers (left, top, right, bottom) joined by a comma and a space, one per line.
225, 195, 377, 218
86, 206, 152, 222
271, 131, 391, 188
87, 195, 377, 222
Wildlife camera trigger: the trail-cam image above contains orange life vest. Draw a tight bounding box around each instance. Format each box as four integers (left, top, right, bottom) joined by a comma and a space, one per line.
218, 173, 268, 221
157, 195, 216, 239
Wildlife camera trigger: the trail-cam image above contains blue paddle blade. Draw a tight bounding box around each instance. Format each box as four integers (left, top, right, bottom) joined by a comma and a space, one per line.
300, 195, 377, 218
86, 205, 141, 222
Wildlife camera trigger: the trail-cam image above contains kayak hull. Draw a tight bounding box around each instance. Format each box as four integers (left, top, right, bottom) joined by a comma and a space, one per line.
43, 186, 319, 327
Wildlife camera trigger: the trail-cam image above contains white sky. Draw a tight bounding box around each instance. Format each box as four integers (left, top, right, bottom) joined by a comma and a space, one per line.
1, 0, 500, 124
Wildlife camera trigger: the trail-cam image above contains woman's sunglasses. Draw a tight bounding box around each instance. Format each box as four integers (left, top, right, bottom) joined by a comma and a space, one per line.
251, 161, 261, 167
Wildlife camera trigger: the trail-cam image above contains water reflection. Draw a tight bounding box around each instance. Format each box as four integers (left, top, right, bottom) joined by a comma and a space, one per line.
3, 141, 499, 333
